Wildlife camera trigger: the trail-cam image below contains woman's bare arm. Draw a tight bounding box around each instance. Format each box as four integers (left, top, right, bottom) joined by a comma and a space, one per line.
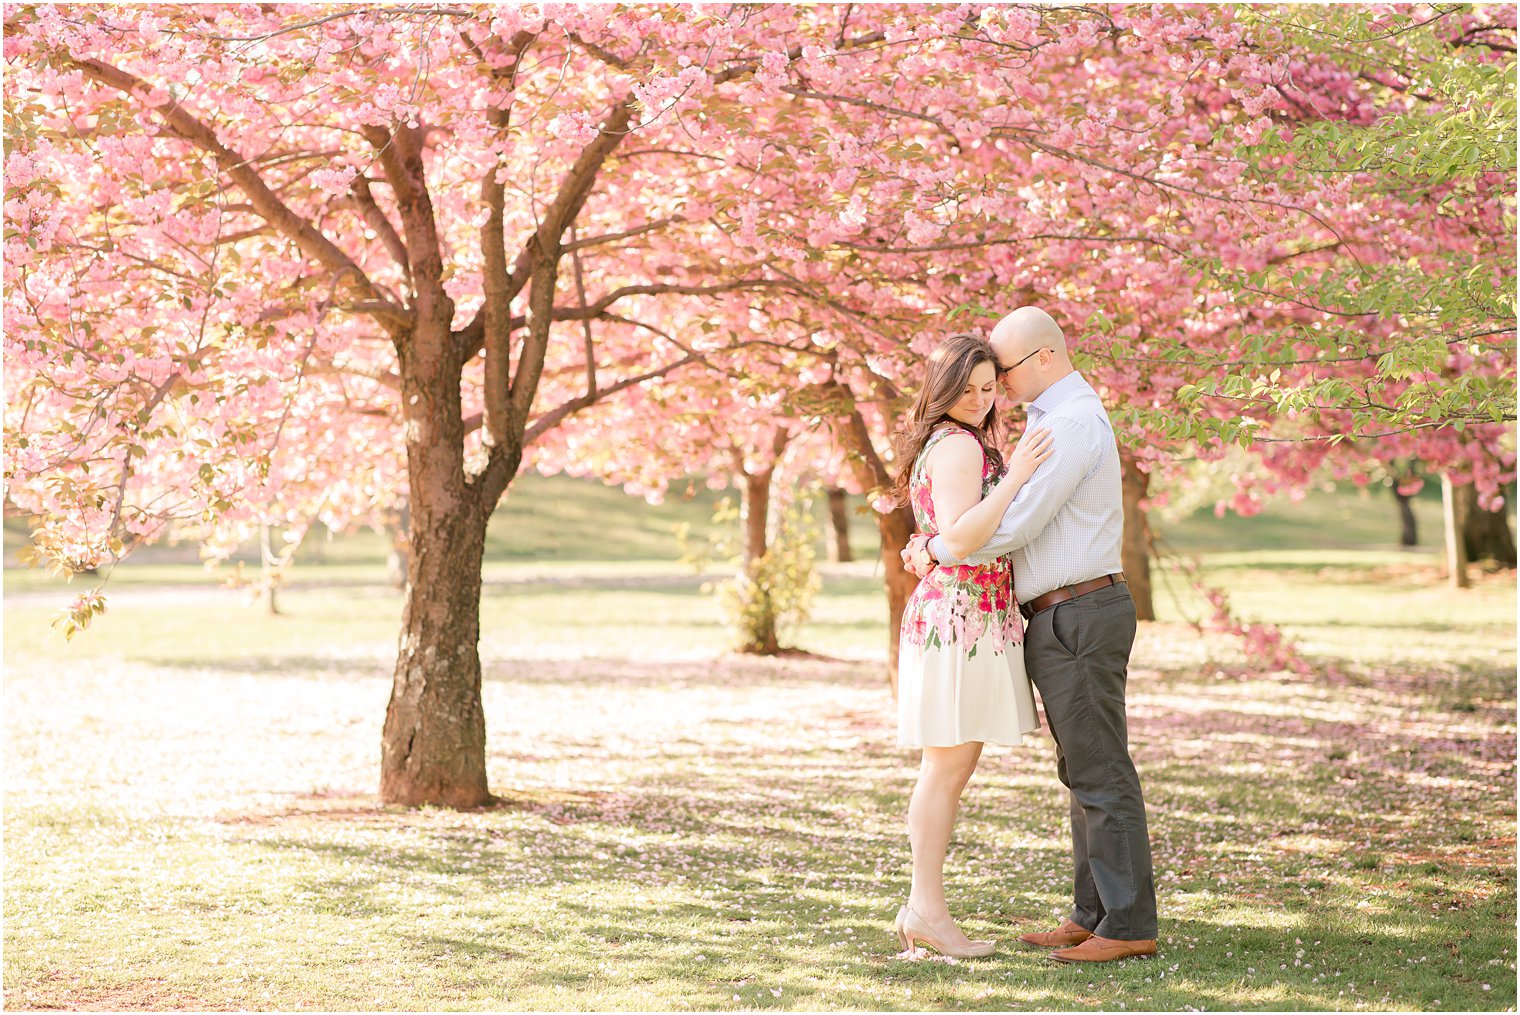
928, 428, 1053, 560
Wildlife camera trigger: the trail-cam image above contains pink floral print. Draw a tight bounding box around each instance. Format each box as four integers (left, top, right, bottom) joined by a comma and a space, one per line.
901, 428, 1024, 656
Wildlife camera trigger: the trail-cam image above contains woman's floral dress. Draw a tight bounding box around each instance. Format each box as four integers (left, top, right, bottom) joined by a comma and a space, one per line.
897, 426, 1040, 748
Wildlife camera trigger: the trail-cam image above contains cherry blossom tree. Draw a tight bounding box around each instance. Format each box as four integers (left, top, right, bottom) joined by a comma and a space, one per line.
4, 3, 864, 805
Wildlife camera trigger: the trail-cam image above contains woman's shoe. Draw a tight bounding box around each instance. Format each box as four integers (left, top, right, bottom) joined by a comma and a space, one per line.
899, 904, 995, 958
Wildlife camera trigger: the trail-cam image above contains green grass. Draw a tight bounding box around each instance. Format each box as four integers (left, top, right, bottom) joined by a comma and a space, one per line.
3, 479, 1516, 1011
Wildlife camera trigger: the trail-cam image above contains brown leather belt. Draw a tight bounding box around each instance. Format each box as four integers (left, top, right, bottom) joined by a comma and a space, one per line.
1020, 572, 1126, 620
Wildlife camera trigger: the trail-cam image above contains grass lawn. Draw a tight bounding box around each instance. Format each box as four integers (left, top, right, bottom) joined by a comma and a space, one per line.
3, 478, 1515, 1011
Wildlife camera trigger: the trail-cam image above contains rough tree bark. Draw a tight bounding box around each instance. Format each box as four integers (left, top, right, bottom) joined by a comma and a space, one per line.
381, 482, 490, 807
380, 307, 494, 805
1119, 452, 1156, 622
366, 113, 498, 807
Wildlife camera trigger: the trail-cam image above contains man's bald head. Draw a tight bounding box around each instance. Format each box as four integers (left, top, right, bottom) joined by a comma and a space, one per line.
990, 306, 1068, 361
987, 306, 1075, 404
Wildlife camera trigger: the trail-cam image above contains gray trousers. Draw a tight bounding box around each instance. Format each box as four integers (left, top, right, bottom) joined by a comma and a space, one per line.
1023, 582, 1157, 940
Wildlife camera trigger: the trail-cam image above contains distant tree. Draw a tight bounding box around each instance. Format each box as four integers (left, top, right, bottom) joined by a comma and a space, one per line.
825, 489, 855, 564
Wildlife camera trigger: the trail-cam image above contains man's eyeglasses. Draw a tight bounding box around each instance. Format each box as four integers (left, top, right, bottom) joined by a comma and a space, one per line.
996, 348, 1049, 378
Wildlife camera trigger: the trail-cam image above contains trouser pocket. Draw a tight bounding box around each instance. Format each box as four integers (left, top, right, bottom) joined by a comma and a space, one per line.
1049, 602, 1080, 657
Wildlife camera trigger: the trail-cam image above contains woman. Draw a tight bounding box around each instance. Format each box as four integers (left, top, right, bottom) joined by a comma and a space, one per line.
890, 332, 1052, 959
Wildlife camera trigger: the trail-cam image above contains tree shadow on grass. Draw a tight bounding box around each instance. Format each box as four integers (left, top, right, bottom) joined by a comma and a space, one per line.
233, 801, 1515, 1011
177, 644, 1515, 1010
224, 834, 1513, 1012
234, 804, 1068, 1008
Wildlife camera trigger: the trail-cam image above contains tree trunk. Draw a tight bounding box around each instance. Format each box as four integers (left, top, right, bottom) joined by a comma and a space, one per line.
380, 312, 492, 808
827, 487, 854, 562
737, 465, 780, 655
743, 467, 773, 566
374, 93, 629, 808
259, 523, 280, 616
1442, 474, 1471, 589
1461, 491, 1517, 567
1392, 483, 1418, 547
382, 506, 489, 807
1119, 453, 1156, 622
877, 505, 919, 700
825, 382, 920, 696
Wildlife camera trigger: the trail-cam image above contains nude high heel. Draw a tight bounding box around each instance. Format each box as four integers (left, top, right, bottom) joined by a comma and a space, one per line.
898, 905, 995, 958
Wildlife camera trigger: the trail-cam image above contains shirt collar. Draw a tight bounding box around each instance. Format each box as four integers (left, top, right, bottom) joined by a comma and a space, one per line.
1027, 371, 1091, 418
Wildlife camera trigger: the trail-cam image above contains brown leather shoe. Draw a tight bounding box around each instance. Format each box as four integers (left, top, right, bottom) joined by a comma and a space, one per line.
1050, 934, 1157, 963
1017, 919, 1093, 948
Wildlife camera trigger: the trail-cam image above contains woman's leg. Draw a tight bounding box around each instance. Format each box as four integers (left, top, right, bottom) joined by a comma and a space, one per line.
906, 741, 984, 931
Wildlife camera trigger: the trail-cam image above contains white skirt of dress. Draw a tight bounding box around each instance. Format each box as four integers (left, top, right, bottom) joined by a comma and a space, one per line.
897, 628, 1040, 748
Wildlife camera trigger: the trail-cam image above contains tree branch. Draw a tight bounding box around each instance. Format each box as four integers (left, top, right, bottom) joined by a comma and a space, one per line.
349, 175, 412, 294
69, 55, 409, 335
178, 7, 476, 43
711, 32, 886, 85
307, 361, 402, 391
477, 28, 539, 448
506, 96, 637, 429
555, 279, 798, 319
564, 217, 680, 251
523, 355, 700, 445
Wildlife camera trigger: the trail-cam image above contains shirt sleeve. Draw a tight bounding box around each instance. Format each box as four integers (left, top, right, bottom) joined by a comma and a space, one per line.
929, 415, 1098, 566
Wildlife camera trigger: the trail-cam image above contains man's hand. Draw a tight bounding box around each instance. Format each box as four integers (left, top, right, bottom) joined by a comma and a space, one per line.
901, 533, 936, 578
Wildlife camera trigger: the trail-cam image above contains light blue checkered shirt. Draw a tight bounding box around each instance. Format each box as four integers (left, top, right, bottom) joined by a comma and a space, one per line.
927, 372, 1124, 603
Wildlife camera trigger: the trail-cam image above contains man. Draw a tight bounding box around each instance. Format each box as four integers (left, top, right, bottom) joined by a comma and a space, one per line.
901, 306, 1158, 963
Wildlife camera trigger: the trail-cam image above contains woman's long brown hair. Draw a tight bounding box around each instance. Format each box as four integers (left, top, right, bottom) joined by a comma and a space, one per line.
890, 333, 1005, 507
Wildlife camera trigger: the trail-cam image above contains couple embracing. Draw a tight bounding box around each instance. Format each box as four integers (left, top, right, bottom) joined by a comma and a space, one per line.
889, 307, 1158, 964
